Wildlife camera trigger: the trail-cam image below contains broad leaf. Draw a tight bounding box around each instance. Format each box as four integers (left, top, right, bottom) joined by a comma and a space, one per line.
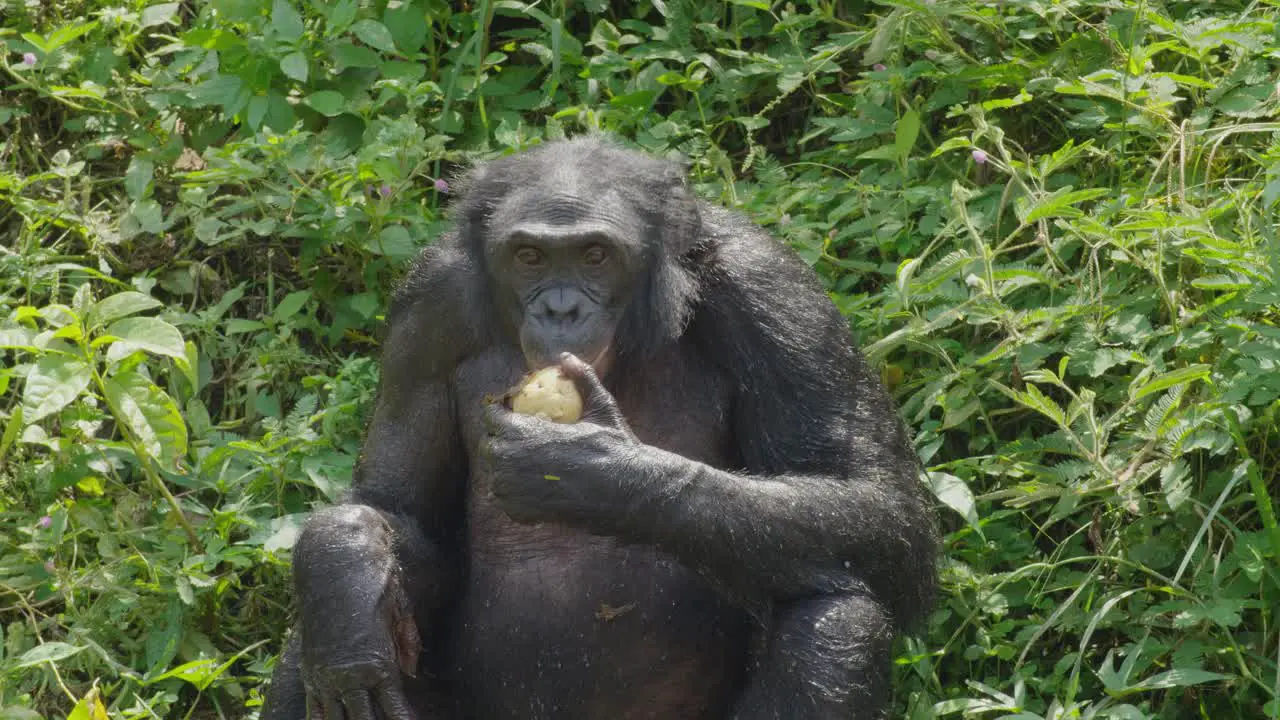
23, 355, 92, 423
16, 642, 86, 668
104, 317, 186, 361
926, 471, 982, 537
104, 367, 188, 466
90, 292, 162, 328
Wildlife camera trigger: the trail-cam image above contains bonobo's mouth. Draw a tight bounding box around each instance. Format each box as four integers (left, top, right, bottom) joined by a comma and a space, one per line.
522, 342, 612, 375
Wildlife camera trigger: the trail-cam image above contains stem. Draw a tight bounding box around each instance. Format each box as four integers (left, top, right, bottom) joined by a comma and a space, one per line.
1226, 410, 1280, 560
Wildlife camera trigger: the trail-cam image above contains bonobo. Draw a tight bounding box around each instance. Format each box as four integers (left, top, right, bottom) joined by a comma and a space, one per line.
261, 137, 938, 720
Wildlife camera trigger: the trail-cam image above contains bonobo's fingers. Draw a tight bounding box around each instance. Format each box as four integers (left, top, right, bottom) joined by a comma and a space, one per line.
481, 402, 506, 436
375, 679, 417, 720
558, 353, 631, 434
345, 693, 376, 720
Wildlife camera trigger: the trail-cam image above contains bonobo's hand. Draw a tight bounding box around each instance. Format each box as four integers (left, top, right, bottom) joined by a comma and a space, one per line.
482, 353, 643, 526
298, 571, 421, 720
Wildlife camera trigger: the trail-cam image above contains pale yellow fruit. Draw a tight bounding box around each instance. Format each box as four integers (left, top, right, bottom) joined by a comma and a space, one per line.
511, 367, 583, 423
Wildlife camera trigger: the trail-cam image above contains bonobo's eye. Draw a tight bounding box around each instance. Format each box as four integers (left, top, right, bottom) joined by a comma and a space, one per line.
514, 246, 545, 267
582, 245, 608, 266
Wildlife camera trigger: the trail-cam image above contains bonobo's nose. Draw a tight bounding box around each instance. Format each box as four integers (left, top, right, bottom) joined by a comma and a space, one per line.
534, 288, 585, 329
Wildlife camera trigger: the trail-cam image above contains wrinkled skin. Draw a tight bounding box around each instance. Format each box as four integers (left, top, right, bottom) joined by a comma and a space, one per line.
261, 138, 938, 720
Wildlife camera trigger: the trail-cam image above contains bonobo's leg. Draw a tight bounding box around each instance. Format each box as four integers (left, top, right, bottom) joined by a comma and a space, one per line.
261, 634, 307, 719
260, 504, 455, 720
733, 593, 893, 720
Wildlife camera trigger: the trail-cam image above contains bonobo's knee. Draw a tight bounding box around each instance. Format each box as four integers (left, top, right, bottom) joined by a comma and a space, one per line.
774, 593, 893, 709
293, 504, 395, 577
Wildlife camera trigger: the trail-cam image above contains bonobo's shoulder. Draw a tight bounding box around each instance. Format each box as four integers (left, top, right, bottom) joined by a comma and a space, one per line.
380, 233, 493, 379
392, 234, 476, 313
689, 202, 870, 471
693, 202, 843, 328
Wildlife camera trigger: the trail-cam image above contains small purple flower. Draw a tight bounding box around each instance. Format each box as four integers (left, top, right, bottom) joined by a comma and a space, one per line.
44, 560, 56, 573
873, 63, 886, 72
21, 52, 37, 67
379, 183, 392, 198
433, 178, 450, 194
972, 149, 988, 165
37, 515, 52, 529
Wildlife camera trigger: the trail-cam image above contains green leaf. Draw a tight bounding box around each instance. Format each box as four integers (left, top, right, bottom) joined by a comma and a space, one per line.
143, 598, 184, 677
1128, 668, 1232, 692
65, 692, 108, 720
1020, 187, 1110, 224
226, 319, 268, 335
144, 657, 233, 690
22, 356, 92, 423
385, 1, 427, 53
926, 471, 982, 537
272, 0, 305, 42
272, 290, 313, 324
1160, 460, 1191, 510
44, 21, 99, 52
331, 41, 382, 69
104, 317, 186, 361
1132, 364, 1211, 401
90, 292, 162, 328
130, 199, 166, 234
280, 51, 308, 82
931, 137, 972, 158
351, 19, 397, 54
263, 513, 306, 552
0, 326, 38, 350
104, 367, 188, 466
0, 405, 22, 464
190, 73, 246, 111
894, 109, 920, 158
326, 0, 359, 32
15, 642, 86, 668
141, 2, 181, 27
856, 145, 902, 162
125, 157, 154, 200
246, 95, 269, 129
367, 225, 417, 259
305, 90, 346, 117
194, 217, 226, 245
981, 90, 1033, 111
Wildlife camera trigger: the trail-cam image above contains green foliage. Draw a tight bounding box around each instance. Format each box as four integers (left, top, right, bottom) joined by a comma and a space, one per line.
1, 1, 1278, 718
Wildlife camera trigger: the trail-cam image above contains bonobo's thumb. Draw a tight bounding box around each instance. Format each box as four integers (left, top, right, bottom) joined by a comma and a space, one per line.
558, 353, 634, 438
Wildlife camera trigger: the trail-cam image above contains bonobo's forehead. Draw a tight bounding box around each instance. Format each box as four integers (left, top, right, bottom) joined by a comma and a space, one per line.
492, 184, 640, 242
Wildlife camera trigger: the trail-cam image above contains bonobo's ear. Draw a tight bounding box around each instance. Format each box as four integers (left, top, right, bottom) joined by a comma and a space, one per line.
647, 159, 701, 259
449, 157, 513, 260
614, 152, 703, 361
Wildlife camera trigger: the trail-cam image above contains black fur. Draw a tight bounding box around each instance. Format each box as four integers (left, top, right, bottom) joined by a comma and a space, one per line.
261, 137, 937, 720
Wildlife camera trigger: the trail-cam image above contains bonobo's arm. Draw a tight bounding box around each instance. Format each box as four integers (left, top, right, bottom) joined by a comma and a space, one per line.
288, 241, 476, 718
487, 215, 937, 629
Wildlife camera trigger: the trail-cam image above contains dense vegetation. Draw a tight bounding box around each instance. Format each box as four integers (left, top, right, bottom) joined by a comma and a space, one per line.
1, 1, 1278, 718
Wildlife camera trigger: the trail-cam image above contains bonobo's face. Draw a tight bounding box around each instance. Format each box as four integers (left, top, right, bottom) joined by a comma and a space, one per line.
487, 185, 645, 375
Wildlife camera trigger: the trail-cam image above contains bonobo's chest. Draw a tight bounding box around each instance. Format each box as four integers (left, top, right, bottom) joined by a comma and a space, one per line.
449, 345, 746, 719
452, 341, 736, 564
